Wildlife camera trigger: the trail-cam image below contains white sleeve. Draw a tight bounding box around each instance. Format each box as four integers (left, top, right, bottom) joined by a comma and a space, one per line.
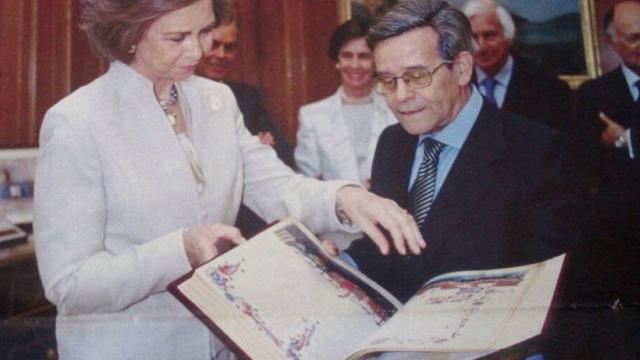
34, 111, 191, 316
294, 109, 323, 178
236, 108, 356, 235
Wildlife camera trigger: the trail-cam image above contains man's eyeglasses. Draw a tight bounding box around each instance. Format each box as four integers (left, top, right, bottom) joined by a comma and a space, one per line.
374, 61, 453, 95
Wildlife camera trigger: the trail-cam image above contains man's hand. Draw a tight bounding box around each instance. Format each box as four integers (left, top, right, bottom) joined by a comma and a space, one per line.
257, 131, 276, 146
182, 223, 245, 268
599, 112, 626, 146
336, 186, 425, 256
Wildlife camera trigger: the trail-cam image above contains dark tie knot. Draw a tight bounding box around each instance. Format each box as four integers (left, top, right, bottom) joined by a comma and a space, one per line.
422, 138, 445, 162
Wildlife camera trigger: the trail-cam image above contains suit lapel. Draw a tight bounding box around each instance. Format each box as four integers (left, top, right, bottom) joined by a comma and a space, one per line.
424, 101, 507, 240
372, 125, 418, 209
501, 57, 523, 112
604, 68, 637, 129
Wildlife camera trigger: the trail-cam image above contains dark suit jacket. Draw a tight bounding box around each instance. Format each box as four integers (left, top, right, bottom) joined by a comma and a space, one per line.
574, 66, 640, 305
227, 81, 295, 168
474, 55, 573, 132
227, 81, 295, 236
575, 66, 640, 199
347, 100, 587, 303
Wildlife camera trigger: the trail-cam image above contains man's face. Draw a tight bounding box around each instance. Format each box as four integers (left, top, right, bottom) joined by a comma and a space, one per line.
469, 10, 511, 75
611, 1, 640, 73
197, 22, 238, 80
374, 27, 472, 135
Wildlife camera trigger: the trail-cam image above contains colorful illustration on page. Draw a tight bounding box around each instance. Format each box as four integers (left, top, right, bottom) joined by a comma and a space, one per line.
208, 258, 321, 359
275, 224, 396, 324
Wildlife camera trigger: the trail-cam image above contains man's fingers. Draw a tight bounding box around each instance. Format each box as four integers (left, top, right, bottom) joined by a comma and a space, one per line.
359, 221, 391, 255
378, 205, 424, 255
599, 112, 614, 126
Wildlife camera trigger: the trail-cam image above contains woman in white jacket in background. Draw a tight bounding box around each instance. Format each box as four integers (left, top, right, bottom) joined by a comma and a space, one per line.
295, 18, 397, 190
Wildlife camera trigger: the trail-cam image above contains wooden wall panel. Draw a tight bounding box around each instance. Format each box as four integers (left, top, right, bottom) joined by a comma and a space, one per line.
254, 0, 339, 143
35, 0, 72, 144
302, 1, 341, 104
0, 0, 36, 147
226, 0, 259, 85
256, 0, 306, 142
70, 1, 107, 91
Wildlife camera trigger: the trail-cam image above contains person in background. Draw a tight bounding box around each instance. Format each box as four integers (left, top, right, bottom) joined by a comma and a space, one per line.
197, 0, 294, 236
573, 2, 640, 356
461, 0, 572, 132
33, 0, 424, 358
333, 0, 590, 357
197, 0, 294, 168
295, 18, 397, 190
294, 19, 398, 249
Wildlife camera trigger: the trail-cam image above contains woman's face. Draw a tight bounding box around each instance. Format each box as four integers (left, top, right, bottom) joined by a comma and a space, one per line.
337, 37, 374, 93
130, 0, 216, 85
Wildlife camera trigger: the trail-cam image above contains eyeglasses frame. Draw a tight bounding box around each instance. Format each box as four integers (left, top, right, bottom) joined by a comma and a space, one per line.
374, 60, 454, 95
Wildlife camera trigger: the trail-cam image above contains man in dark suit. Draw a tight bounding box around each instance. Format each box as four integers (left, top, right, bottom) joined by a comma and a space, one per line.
342, 0, 594, 356
575, 0, 640, 315
197, 0, 294, 235
461, 0, 572, 132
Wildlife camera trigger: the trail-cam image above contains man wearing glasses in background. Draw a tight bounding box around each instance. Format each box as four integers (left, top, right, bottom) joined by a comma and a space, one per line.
343, 0, 594, 356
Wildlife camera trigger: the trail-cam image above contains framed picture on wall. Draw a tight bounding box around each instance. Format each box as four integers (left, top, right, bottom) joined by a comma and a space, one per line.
340, 0, 601, 89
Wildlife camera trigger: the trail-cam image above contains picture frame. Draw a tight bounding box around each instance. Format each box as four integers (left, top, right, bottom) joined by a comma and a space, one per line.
340, 0, 601, 89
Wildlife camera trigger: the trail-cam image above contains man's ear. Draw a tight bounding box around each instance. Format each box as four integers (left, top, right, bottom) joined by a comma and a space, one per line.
455, 50, 474, 86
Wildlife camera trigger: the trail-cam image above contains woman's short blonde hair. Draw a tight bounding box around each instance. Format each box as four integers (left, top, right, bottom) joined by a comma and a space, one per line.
80, 0, 202, 62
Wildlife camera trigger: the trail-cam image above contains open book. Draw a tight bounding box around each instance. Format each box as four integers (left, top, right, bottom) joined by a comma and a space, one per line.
168, 218, 565, 360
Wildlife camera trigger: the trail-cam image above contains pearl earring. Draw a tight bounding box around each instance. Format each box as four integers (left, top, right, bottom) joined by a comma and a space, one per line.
129, 44, 137, 54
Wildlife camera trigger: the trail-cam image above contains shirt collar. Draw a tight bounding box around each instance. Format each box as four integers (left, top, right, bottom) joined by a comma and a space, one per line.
475, 55, 513, 86
621, 63, 640, 98
419, 86, 483, 150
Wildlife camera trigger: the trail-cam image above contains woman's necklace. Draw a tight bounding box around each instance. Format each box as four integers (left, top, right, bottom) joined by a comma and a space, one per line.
159, 84, 179, 126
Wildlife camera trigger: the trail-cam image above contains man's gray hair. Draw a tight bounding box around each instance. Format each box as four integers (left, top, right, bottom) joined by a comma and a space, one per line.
367, 0, 473, 61
461, 0, 516, 40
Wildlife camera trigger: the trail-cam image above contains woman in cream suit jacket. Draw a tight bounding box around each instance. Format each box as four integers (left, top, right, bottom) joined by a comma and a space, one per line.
34, 1, 424, 359
295, 87, 396, 185
295, 19, 397, 188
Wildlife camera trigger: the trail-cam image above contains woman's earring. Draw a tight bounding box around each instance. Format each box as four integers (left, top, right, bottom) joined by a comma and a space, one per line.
129, 44, 137, 54
335, 63, 341, 70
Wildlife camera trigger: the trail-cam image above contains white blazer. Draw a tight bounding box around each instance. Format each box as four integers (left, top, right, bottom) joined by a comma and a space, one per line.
34, 61, 353, 360
295, 87, 397, 185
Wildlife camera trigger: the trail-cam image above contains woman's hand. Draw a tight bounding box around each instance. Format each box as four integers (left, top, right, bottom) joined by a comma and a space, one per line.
336, 186, 425, 256
182, 223, 245, 268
